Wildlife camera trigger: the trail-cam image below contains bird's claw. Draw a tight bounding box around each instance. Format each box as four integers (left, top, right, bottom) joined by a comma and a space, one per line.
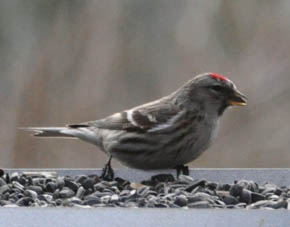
176, 165, 189, 177
100, 156, 114, 181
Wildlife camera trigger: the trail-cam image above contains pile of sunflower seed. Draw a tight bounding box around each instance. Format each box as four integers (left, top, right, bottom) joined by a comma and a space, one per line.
0, 169, 289, 209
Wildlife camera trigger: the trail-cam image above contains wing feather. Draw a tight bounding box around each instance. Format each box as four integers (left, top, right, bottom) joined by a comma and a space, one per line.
68, 98, 181, 133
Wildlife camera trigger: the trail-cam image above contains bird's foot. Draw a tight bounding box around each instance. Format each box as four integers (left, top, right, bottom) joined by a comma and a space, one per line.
100, 156, 114, 181
176, 165, 189, 178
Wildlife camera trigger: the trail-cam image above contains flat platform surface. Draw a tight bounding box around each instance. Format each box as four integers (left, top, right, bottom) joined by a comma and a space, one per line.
1, 207, 289, 227
1, 168, 290, 227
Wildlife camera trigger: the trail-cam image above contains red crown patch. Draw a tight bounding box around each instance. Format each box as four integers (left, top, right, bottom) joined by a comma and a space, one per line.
209, 73, 227, 82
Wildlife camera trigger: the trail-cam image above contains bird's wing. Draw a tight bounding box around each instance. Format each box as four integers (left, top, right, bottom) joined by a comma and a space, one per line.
68, 99, 181, 132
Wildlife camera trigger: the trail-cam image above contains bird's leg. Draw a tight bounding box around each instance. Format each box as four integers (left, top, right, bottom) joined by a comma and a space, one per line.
100, 155, 114, 181
175, 164, 189, 177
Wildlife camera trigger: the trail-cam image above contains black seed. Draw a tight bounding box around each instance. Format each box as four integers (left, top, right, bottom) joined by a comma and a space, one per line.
56, 178, 65, 190
27, 185, 43, 194
64, 179, 79, 192
24, 190, 38, 200
248, 181, 259, 193
88, 174, 100, 184
5, 174, 10, 184
76, 186, 85, 199
55, 199, 63, 206
240, 189, 252, 204
251, 192, 265, 203
177, 175, 194, 182
222, 195, 239, 205
155, 203, 169, 208
38, 194, 53, 203
154, 182, 167, 194
136, 197, 146, 207
12, 181, 24, 192
63, 197, 82, 206
174, 195, 188, 207
0, 185, 10, 194
0, 169, 4, 178
0, 178, 7, 187
53, 189, 60, 199
59, 188, 75, 199
82, 178, 95, 190
187, 192, 211, 203
83, 198, 101, 206
0, 200, 12, 206
230, 184, 243, 197
115, 177, 130, 189
27, 177, 33, 185
151, 174, 175, 183
32, 178, 45, 186
207, 182, 218, 190
16, 197, 34, 207
18, 176, 28, 186
141, 180, 153, 186
11, 172, 20, 182
76, 175, 88, 185
136, 186, 150, 197
46, 182, 57, 193
275, 188, 283, 196
0, 170, 288, 209
236, 180, 250, 189
185, 179, 206, 192
219, 183, 231, 191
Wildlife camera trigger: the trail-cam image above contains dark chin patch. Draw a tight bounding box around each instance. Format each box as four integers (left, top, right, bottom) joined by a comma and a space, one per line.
218, 103, 229, 116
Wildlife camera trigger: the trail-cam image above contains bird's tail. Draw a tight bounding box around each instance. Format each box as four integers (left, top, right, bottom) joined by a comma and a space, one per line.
20, 127, 77, 138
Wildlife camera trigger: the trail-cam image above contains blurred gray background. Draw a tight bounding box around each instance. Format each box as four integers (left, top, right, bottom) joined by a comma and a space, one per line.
1, 0, 290, 169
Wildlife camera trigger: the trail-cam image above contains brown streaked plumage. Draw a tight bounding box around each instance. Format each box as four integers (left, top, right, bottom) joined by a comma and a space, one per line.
22, 73, 247, 179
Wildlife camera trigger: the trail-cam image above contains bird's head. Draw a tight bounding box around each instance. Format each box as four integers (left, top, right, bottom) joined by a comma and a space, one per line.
176, 72, 247, 116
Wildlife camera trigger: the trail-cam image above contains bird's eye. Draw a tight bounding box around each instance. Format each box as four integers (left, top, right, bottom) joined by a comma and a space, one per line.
209, 85, 223, 92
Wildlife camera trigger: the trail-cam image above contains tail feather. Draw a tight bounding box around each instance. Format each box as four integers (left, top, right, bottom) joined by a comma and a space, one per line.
20, 127, 76, 138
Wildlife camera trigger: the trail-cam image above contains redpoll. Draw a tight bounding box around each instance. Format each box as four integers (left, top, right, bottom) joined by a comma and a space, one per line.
23, 73, 247, 179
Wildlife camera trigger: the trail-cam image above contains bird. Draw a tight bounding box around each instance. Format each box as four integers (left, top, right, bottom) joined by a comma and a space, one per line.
22, 73, 247, 180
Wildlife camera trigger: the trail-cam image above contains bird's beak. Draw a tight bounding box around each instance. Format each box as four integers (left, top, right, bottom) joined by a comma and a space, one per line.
228, 89, 247, 106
